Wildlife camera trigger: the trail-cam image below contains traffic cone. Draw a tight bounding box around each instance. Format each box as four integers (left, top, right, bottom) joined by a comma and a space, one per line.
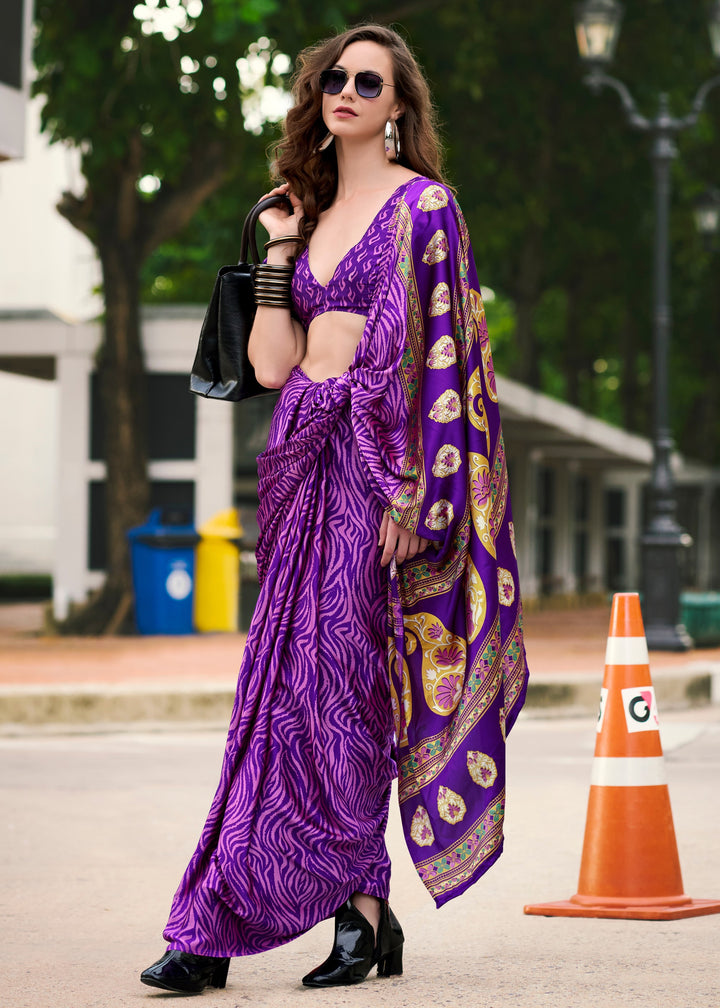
524, 592, 720, 920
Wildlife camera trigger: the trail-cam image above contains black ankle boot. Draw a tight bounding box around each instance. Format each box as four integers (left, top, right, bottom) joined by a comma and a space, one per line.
140, 949, 230, 993
375, 900, 404, 977
301, 898, 404, 987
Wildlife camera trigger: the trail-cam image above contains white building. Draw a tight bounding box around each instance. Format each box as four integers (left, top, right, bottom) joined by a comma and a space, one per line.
2, 302, 717, 621
0, 93, 102, 584
0, 307, 234, 619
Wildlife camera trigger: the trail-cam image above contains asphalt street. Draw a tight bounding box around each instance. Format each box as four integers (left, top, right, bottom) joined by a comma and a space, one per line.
2, 707, 718, 1008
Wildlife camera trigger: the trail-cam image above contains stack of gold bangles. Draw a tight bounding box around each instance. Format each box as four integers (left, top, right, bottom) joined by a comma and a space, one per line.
254, 235, 303, 308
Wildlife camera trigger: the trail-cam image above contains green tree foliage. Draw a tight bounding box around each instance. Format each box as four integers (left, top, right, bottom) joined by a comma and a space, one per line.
147, 0, 720, 462
33, 0, 284, 631
400, 0, 720, 458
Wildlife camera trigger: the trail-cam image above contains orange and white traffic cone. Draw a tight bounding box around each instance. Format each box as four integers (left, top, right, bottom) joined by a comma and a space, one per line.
524, 592, 720, 920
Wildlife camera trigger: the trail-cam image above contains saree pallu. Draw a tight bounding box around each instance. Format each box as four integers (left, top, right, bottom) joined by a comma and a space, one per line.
347, 180, 529, 908
164, 366, 396, 957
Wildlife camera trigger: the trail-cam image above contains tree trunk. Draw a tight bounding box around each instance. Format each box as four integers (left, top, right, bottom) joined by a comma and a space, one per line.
100, 242, 150, 582
61, 236, 149, 634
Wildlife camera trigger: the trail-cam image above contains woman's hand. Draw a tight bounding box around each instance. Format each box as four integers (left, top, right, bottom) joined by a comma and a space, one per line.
257, 182, 304, 240
378, 510, 429, 568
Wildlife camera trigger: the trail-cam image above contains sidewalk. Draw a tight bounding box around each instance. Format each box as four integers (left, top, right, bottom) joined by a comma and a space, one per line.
1, 601, 718, 728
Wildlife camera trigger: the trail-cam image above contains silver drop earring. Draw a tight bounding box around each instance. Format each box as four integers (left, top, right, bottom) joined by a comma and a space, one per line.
316, 131, 335, 153
385, 119, 400, 161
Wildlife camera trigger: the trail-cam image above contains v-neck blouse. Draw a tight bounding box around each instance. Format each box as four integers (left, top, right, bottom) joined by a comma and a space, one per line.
291, 179, 415, 330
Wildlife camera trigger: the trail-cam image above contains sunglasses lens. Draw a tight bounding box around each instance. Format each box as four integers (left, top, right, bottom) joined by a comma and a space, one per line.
355, 72, 383, 98
319, 69, 346, 94
319, 69, 384, 98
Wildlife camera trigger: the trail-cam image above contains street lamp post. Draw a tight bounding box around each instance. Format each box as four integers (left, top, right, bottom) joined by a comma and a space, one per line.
574, 0, 720, 650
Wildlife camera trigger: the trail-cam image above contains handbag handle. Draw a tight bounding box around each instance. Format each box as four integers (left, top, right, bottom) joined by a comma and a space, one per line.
239, 193, 294, 265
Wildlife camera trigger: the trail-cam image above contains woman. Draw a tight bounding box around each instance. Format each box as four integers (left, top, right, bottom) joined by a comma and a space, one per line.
141, 24, 528, 995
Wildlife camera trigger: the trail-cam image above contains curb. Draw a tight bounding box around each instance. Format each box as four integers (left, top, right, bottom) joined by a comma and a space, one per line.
1, 664, 718, 730
0, 682, 236, 728
524, 663, 720, 716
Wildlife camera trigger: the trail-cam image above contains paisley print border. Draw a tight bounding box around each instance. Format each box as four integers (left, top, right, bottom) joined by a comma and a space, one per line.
416, 793, 505, 898
426, 334, 457, 369
410, 805, 435, 847
418, 184, 450, 211
429, 389, 462, 423
467, 751, 498, 789
429, 282, 451, 317
437, 786, 467, 825
422, 229, 449, 264
398, 612, 525, 803
431, 444, 462, 477
426, 499, 455, 530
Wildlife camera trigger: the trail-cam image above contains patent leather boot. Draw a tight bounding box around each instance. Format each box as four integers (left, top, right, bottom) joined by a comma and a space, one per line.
301, 898, 404, 987
375, 900, 404, 977
140, 949, 231, 993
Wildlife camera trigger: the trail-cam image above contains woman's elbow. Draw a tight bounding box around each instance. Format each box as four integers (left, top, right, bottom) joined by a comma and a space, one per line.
248, 353, 290, 389
252, 368, 287, 390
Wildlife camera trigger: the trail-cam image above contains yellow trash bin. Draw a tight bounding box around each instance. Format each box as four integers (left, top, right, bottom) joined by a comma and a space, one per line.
194, 508, 243, 632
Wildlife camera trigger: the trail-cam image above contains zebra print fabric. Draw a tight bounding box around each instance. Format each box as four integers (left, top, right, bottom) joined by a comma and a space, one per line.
164, 367, 396, 956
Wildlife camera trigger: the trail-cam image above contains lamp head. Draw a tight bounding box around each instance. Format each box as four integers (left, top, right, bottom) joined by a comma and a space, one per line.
575, 0, 623, 67
693, 188, 720, 239
709, 1, 720, 61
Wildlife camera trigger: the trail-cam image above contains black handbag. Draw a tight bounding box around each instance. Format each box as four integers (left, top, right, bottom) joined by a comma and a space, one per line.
189, 193, 293, 401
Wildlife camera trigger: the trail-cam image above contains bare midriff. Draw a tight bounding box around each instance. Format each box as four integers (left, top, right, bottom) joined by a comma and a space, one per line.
299, 311, 368, 382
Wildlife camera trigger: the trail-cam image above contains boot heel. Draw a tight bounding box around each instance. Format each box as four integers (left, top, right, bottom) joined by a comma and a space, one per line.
377, 944, 403, 977
211, 958, 230, 988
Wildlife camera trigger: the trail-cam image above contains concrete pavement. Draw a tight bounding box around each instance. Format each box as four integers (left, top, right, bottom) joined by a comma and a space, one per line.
2, 707, 718, 1008
1, 602, 720, 729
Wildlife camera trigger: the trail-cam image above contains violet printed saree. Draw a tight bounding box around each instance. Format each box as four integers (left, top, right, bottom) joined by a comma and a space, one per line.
163, 177, 528, 957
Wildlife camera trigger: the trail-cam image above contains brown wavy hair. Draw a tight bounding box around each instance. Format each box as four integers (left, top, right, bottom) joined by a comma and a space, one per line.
272, 24, 448, 246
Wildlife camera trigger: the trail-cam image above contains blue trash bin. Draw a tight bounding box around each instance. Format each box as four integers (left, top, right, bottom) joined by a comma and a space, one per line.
127, 508, 200, 634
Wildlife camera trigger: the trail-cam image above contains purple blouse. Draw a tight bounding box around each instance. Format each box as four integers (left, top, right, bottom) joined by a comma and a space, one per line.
291, 179, 415, 329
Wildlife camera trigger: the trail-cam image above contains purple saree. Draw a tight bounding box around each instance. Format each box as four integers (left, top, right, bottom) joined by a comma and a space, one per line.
163, 177, 528, 957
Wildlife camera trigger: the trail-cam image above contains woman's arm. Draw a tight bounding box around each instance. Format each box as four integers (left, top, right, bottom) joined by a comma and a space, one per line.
247, 183, 307, 389
373, 182, 467, 566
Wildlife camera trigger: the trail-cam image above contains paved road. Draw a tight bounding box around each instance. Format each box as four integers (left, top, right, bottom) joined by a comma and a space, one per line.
2, 708, 718, 1008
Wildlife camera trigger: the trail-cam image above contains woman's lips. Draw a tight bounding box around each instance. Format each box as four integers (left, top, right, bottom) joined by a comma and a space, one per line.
333, 106, 357, 117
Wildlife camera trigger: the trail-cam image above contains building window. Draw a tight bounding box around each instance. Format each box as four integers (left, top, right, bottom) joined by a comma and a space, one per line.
232, 393, 279, 546
90, 372, 196, 461
574, 474, 590, 590
536, 466, 555, 595
605, 487, 626, 591
0, 1, 24, 89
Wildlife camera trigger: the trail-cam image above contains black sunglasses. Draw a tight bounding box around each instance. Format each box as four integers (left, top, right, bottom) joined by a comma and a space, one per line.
319, 68, 395, 100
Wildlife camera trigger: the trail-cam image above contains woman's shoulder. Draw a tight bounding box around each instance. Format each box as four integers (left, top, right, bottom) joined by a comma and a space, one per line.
397, 177, 464, 239
400, 176, 459, 216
